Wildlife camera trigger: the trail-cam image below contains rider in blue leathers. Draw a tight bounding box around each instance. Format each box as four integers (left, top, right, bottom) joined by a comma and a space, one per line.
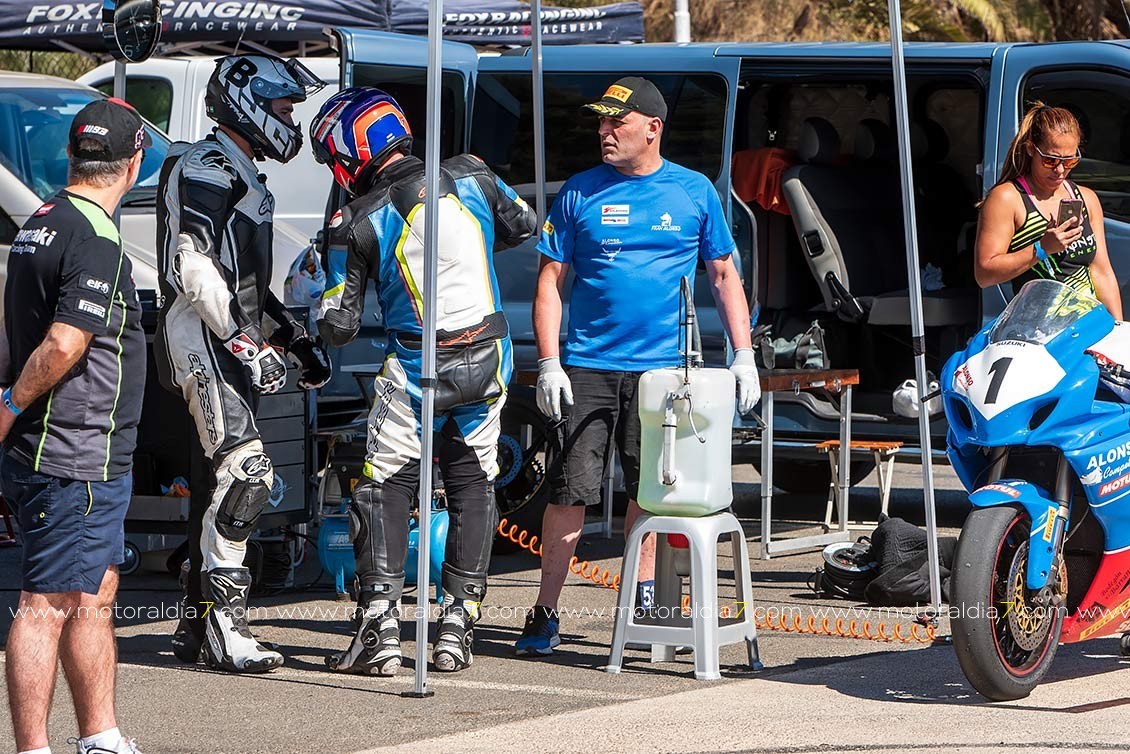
310, 87, 538, 674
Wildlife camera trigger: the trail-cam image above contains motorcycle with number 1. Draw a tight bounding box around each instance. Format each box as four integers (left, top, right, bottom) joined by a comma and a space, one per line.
943, 279, 1130, 701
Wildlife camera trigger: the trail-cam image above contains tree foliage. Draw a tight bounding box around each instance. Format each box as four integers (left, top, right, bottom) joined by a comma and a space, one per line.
559, 0, 1130, 43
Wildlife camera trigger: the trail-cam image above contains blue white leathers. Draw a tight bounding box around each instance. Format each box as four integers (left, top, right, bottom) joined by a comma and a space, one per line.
318, 153, 537, 602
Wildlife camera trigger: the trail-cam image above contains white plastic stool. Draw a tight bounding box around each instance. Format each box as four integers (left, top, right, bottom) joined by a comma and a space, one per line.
606, 511, 762, 681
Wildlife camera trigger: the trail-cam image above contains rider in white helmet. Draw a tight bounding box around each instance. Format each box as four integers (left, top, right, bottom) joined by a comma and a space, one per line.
156, 54, 330, 673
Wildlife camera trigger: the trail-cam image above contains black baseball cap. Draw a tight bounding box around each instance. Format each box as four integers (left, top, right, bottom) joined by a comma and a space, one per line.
582, 76, 668, 121
69, 98, 152, 162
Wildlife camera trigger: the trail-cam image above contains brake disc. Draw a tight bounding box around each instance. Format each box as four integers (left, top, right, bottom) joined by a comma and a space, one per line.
1004, 542, 1063, 652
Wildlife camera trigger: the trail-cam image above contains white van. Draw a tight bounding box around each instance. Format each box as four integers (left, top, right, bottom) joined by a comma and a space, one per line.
80, 57, 340, 240
0, 71, 308, 314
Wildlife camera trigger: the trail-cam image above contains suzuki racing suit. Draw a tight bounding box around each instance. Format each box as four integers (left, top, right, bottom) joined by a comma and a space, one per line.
155, 129, 301, 669
319, 153, 537, 606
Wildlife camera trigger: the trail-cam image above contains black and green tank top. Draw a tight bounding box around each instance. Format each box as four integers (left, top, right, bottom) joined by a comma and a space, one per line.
1009, 177, 1098, 296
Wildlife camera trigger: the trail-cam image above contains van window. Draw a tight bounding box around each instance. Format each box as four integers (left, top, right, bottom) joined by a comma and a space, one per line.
351, 64, 466, 159
471, 72, 727, 185
0, 87, 170, 203
93, 77, 173, 133
1024, 70, 1130, 222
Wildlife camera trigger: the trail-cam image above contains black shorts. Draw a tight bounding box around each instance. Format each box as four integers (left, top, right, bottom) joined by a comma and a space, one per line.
548, 366, 641, 507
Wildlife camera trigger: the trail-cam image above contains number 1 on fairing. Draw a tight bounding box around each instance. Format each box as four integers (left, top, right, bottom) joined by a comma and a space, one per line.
985, 357, 1013, 405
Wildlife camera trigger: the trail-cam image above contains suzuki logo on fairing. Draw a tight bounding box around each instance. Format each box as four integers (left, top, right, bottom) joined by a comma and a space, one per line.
1086, 440, 1130, 470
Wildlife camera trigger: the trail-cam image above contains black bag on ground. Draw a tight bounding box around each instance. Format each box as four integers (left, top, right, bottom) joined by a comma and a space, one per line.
863, 516, 957, 606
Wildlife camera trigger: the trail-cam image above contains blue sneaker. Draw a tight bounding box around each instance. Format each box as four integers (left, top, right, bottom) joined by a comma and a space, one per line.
515, 605, 561, 656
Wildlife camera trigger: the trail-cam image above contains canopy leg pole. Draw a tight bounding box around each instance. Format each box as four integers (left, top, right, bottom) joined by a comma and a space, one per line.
887, 0, 944, 622
405, 0, 443, 699
531, 0, 546, 225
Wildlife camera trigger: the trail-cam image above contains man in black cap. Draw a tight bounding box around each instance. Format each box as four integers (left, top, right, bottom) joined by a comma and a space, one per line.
1, 98, 149, 754
516, 76, 759, 656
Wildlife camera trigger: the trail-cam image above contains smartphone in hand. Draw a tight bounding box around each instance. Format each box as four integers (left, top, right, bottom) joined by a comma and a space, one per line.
1057, 198, 1084, 226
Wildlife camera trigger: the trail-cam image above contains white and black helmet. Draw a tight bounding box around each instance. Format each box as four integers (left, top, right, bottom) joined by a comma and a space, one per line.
206, 54, 325, 163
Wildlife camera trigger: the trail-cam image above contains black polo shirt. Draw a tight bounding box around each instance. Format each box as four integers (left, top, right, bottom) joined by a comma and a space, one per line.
4, 190, 145, 481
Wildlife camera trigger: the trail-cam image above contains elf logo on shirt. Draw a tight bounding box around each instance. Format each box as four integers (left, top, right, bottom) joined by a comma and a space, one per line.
601, 204, 629, 225
652, 211, 682, 232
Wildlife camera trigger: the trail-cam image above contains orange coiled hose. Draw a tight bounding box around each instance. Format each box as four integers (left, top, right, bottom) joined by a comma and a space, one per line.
499, 518, 935, 643
498, 518, 621, 591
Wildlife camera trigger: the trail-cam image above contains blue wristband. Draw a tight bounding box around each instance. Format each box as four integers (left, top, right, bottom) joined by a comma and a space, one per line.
3, 387, 22, 416
1034, 241, 1048, 263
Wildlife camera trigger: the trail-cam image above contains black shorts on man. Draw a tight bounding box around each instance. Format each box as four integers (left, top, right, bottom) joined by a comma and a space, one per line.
547, 366, 642, 506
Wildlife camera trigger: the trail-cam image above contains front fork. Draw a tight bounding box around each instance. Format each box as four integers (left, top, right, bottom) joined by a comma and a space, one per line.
985, 447, 1072, 599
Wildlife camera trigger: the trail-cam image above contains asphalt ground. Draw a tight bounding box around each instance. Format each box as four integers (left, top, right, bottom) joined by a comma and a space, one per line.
3, 461, 1130, 754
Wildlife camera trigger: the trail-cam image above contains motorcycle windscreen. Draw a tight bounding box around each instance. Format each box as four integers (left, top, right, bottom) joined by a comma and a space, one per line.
990, 279, 1101, 345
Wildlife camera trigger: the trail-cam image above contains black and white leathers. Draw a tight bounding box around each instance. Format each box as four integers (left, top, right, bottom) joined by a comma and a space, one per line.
156, 128, 292, 672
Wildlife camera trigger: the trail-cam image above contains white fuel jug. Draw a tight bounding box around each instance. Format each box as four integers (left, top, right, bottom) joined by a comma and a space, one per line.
636, 366, 735, 517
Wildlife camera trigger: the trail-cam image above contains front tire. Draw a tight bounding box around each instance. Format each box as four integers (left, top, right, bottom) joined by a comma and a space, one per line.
950, 505, 1064, 701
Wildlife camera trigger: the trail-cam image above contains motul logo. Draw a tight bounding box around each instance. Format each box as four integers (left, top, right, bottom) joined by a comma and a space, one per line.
1099, 473, 1130, 497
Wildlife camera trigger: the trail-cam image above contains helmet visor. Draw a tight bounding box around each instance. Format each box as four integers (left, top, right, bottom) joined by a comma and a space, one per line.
284, 58, 326, 101
252, 58, 326, 103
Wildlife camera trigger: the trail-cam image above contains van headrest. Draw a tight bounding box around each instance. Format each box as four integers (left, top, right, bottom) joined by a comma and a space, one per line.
798, 117, 840, 164
910, 119, 950, 162
854, 118, 895, 162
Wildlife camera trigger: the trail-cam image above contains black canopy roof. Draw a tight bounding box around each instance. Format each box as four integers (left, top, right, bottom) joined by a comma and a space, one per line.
0, 0, 643, 55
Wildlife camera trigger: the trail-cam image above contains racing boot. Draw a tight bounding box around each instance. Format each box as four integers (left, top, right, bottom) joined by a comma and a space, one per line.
433, 596, 479, 672
201, 567, 284, 673
170, 560, 204, 664
326, 587, 402, 676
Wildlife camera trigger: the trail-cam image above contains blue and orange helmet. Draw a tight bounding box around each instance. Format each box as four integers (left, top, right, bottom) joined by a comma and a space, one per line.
310, 87, 412, 194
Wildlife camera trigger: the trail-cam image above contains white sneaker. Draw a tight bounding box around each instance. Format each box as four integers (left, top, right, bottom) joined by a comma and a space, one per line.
70, 735, 144, 753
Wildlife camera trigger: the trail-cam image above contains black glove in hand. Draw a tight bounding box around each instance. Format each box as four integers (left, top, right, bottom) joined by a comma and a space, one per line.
287, 335, 332, 389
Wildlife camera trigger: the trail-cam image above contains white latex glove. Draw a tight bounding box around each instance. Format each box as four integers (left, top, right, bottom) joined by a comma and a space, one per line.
730, 348, 761, 415
536, 356, 574, 422
224, 330, 288, 394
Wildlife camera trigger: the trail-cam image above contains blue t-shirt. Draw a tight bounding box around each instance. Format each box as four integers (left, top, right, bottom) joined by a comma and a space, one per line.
538, 160, 735, 371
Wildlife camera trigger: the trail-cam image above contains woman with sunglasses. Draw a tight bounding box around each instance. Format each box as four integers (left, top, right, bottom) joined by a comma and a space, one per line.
974, 101, 1122, 318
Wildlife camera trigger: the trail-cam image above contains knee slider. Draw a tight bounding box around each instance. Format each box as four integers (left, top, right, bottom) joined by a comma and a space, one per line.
215, 443, 273, 542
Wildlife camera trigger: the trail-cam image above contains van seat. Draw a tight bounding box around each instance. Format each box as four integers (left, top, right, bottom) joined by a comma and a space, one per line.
781, 117, 977, 327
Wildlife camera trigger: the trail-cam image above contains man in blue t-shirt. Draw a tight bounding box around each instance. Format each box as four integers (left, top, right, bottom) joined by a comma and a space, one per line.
515, 76, 761, 656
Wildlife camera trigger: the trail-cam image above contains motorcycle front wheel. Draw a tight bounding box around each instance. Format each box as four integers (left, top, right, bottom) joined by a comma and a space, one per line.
950, 504, 1064, 701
